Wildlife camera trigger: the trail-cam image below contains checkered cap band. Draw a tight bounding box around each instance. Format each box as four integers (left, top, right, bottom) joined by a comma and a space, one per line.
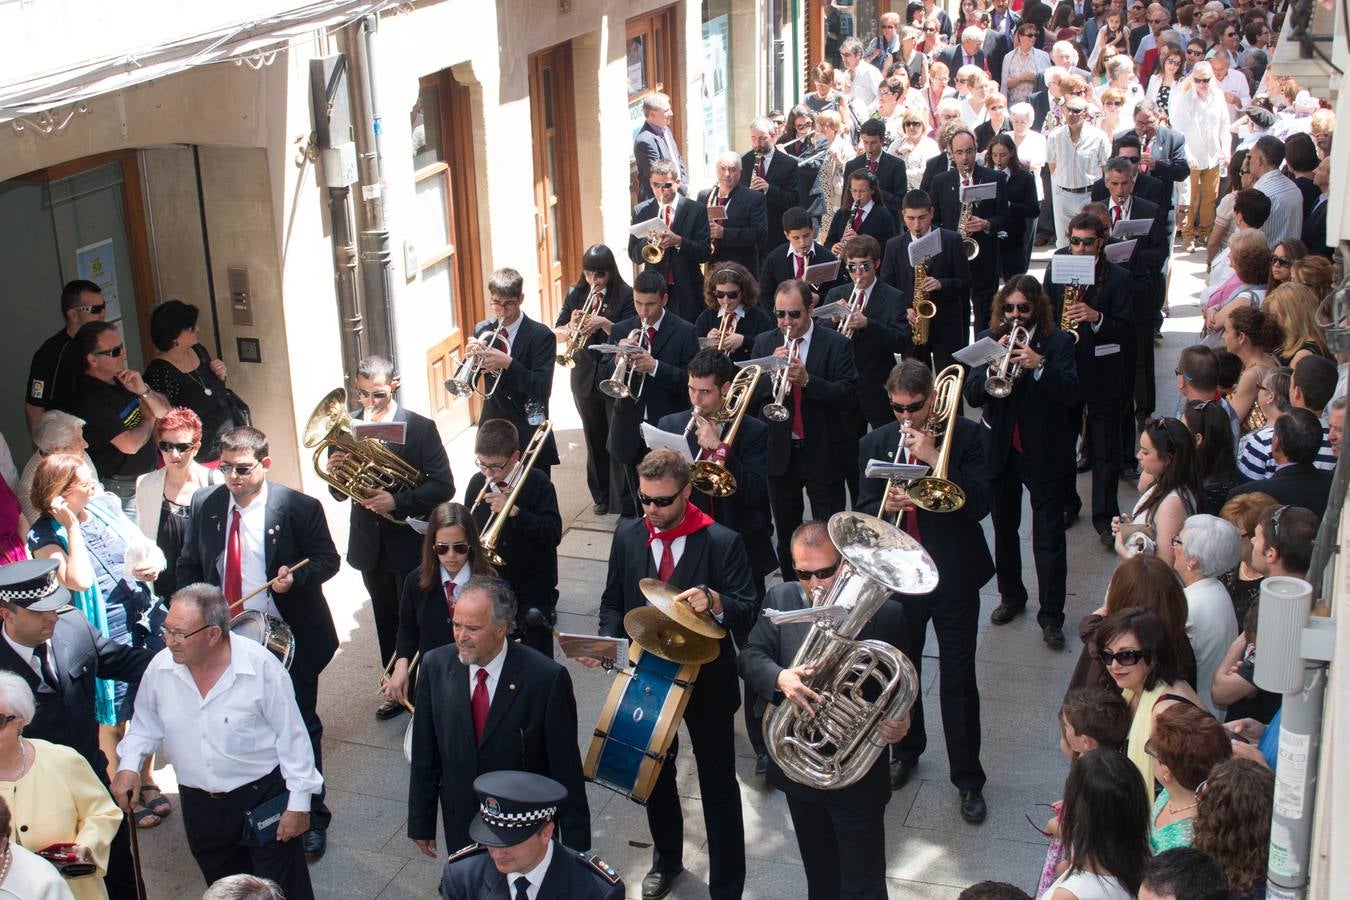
0, 568, 59, 602
479, 803, 557, 828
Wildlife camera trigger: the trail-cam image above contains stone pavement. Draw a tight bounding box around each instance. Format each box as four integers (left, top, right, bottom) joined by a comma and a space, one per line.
134, 245, 1206, 898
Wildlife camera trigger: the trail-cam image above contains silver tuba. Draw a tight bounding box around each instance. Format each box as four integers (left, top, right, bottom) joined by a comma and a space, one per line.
763, 512, 933, 789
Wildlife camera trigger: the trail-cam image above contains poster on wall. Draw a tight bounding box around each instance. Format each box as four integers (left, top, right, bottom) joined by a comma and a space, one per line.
75, 238, 123, 322
701, 15, 730, 169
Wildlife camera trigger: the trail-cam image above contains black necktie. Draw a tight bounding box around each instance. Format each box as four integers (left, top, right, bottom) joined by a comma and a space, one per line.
33, 643, 58, 692
514, 875, 530, 900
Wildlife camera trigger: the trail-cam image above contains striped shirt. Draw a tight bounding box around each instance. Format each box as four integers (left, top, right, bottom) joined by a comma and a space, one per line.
1236, 422, 1336, 480
1046, 124, 1110, 190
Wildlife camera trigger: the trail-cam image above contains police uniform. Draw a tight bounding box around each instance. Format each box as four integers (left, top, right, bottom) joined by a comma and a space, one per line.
439, 771, 624, 900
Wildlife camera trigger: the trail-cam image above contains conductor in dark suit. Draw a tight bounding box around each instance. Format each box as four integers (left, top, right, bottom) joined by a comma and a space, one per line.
697, 152, 769, 276
964, 276, 1078, 647
470, 268, 561, 473
738, 521, 913, 900
841, 120, 908, 217
753, 280, 860, 578
176, 425, 342, 856
603, 270, 700, 516
326, 355, 453, 720
633, 93, 686, 203
592, 449, 755, 900
856, 360, 993, 824
759, 207, 837, 302
823, 170, 898, 256
823, 236, 910, 429
407, 576, 590, 858
931, 125, 1008, 332
1227, 409, 1334, 518
742, 117, 801, 257
630, 160, 712, 322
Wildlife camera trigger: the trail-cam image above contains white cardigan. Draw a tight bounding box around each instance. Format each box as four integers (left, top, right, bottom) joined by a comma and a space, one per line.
134, 464, 221, 540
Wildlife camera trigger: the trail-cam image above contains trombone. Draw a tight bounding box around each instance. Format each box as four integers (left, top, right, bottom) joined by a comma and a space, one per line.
557, 289, 603, 368
887, 420, 914, 528
907, 364, 967, 513
763, 329, 797, 422
599, 322, 649, 400
985, 325, 1032, 399
446, 321, 505, 398
472, 420, 552, 566
378, 650, 420, 714
689, 365, 764, 497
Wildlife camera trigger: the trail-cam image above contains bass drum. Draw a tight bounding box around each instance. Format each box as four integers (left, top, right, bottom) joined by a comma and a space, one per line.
229, 610, 295, 670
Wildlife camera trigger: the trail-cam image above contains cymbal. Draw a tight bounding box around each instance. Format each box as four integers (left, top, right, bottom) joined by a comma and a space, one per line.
624, 606, 722, 665
638, 578, 729, 639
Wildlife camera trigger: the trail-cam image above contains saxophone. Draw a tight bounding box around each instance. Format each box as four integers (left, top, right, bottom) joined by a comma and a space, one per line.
956, 162, 979, 260
1060, 278, 1082, 344
912, 260, 935, 347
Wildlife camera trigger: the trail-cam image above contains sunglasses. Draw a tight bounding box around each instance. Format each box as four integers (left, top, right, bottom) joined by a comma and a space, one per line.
1104, 100, 1123, 106
924, 26, 938, 32
157, 440, 195, 454
891, 399, 927, 414
1194, 77, 1211, 83
637, 492, 681, 508
433, 542, 471, 555
1272, 255, 1291, 266
1187, 48, 1203, 55
1070, 88, 1089, 96
1068, 235, 1098, 246
92, 344, 125, 358
794, 561, 842, 581
1017, 30, 1036, 36
651, 181, 676, 189
1066, 108, 1088, 116
221, 462, 258, 477
1269, 504, 1289, 544
73, 303, 107, 314
846, 262, 873, 272
1004, 302, 1032, 313
714, 289, 741, 299
1098, 647, 1149, 666
355, 389, 391, 400
775, 309, 804, 319
905, 121, 924, 127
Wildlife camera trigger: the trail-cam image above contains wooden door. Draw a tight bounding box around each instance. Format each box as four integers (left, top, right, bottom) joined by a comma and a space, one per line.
626, 6, 682, 205
528, 44, 582, 329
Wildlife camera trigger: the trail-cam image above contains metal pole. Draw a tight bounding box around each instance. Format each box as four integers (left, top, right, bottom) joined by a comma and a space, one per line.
328, 184, 364, 385
1266, 659, 1328, 900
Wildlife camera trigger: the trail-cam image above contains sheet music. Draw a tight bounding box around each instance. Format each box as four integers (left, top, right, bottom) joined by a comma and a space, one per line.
629, 218, 672, 239
1049, 254, 1097, 284
705, 205, 728, 222
803, 260, 841, 284
737, 354, 790, 371
811, 300, 853, 319
590, 341, 642, 355
1110, 217, 1153, 239
960, 181, 998, 203
353, 421, 407, 444
1104, 238, 1137, 264
907, 228, 941, 265
641, 423, 695, 462
953, 335, 1007, 368
864, 459, 930, 480
556, 632, 630, 670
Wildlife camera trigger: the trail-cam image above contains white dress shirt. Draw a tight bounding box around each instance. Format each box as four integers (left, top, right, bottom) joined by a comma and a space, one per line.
468, 638, 508, 707
116, 635, 323, 810
441, 563, 472, 598
225, 482, 279, 619
509, 840, 555, 900
648, 530, 687, 572
1046, 124, 1110, 189
1, 627, 54, 684
1184, 577, 1240, 718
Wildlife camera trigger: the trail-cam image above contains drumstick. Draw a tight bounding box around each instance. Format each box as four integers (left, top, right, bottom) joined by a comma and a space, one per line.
229, 558, 310, 615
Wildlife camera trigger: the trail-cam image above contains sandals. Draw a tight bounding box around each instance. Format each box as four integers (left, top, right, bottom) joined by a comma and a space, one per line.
136, 785, 173, 826
132, 806, 161, 829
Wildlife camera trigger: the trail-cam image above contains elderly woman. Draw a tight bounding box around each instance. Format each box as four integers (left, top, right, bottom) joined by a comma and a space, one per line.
1147, 704, 1232, 852
1264, 283, 1329, 367
1114, 418, 1203, 566
0, 795, 77, 899
955, 67, 989, 127
1097, 87, 1127, 137
1224, 307, 1285, 433
923, 61, 954, 134
814, 110, 855, 237
0, 673, 121, 900
1193, 759, 1273, 900
1002, 23, 1051, 106
142, 300, 239, 464
1097, 56, 1143, 118
1172, 62, 1231, 253
17, 412, 95, 529
1171, 514, 1242, 716
892, 110, 940, 189
693, 263, 774, 364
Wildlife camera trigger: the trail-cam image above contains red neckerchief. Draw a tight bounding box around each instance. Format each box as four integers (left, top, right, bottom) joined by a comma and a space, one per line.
644, 502, 715, 548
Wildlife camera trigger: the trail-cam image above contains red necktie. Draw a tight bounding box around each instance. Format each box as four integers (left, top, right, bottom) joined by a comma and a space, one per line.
1113, 204, 1123, 224
794, 254, 805, 279
472, 668, 489, 743
496, 481, 509, 492
868, 156, 878, 174
756, 157, 766, 179
656, 538, 676, 581
647, 325, 657, 346
1012, 421, 1024, 453
490, 328, 509, 354
790, 339, 805, 439
444, 580, 456, 617
225, 509, 242, 606
852, 205, 864, 231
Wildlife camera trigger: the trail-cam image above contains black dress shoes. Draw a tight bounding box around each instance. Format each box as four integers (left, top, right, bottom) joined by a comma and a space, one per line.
989, 602, 1024, 626
1076, 455, 1092, 473
375, 701, 406, 720
1042, 625, 1066, 649
303, 828, 326, 860
1063, 508, 1080, 529
1099, 530, 1115, 549
594, 502, 609, 515
641, 867, 683, 899
889, 758, 916, 790
959, 789, 987, 824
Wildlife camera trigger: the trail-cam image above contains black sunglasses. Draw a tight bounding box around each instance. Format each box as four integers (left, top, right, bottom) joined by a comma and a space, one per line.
221, 462, 258, 477
1194, 77, 1211, 83
355, 389, 391, 400
1003, 302, 1032, 313
433, 542, 471, 555
92, 344, 125, 358
157, 440, 194, 454
714, 290, 741, 299
73, 303, 107, 314
846, 262, 873, 272
775, 309, 804, 319
1098, 648, 1149, 666
638, 492, 681, 508
794, 561, 841, 582
1269, 504, 1289, 544
891, 399, 926, 414
651, 181, 676, 189
1271, 255, 1291, 266
1068, 235, 1098, 246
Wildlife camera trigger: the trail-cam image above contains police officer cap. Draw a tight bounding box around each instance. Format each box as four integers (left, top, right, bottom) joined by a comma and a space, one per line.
0, 560, 71, 612
467, 771, 567, 848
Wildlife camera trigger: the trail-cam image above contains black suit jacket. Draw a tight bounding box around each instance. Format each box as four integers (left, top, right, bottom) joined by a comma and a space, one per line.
821, 280, 910, 427
633, 122, 687, 203
476, 315, 561, 467
394, 569, 461, 661
964, 327, 1079, 480
691, 305, 776, 364
407, 641, 590, 850
1028, 90, 1052, 132
880, 229, 972, 359
628, 198, 712, 323
759, 242, 841, 300
931, 163, 1008, 289
1041, 253, 1134, 401
599, 518, 756, 718
841, 154, 909, 217
555, 283, 637, 400
982, 28, 1013, 83
823, 201, 898, 252
655, 409, 776, 581
603, 311, 699, 465
1118, 127, 1190, 202
339, 406, 453, 573
465, 468, 561, 617
919, 153, 953, 197
1303, 197, 1331, 259
0, 613, 150, 775
439, 841, 624, 900
1002, 167, 1040, 270
738, 581, 908, 802
855, 418, 996, 594
1090, 172, 1166, 209
176, 483, 341, 680
696, 185, 768, 275
973, 119, 1012, 152
741, 149, 801, 253
939, 47, 988, 78
751, 325, 859, 478
1227, 464, 1333, 519
1100, 194, 1169, 324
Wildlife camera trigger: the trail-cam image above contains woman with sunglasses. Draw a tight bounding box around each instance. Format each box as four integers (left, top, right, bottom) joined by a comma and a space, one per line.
893, 111, 941, 190
1146, 704, 1232, 853
693, 263, 772, 364
1170, 514, 1242, 716
1145, 47, 1184, 119
1264, 283, 1329, 367
1182, 399, 1242, 515
382, 502, 494, 710
1264, 238, 1307, 294
1172, 61, 1231, 254
1112, 417, 1202, 566
1001, 23, 1050, 106
1043, 748, 1150, 900
143, 300, 241, 464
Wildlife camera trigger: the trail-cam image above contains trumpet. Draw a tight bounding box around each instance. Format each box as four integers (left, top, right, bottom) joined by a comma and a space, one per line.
763, 329, 797, 422
379, 651, 420, 714
839, 288, 865, 340
912, 259, 935, 347
446, 320, 504, 398
689, 365, 764, 496
641, 222, 666, 265
599, 321, 649, 400
557, 289, 602, 368
985, 325, 1032, 398
907, 364, 967, 513
473, 420, 552, 566
715, 309, 739, 351
956, 162, 979, 260
1061, 279, 1083, 344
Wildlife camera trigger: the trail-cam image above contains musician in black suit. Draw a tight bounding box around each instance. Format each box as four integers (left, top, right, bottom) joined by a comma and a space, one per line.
633, 93, 686, 202
657, 349, 776, 772
963, 276, 1078, 647
841, 119, 908, 217
1089, 135, 1167, 208
692, 263, 776, 365
470, 268, 561, 472
824, 170, 898, 256
1040, 212, 1134, 543
742, 117, 801, 257
697, 151, 769, 276
855, 359, 993, 824
630, 161, 713, 322
463, 420, 560, 657
738, 522, 913, 900
752, 280, 859, 578
407, 577, 590, 858
325, 355, 453, 720
554, 246, 637, 515
603, 270, 700, 517
880, 189, 973, 376
758, 207, 838, 302
591, 449, 756, 900
988, 134, 1040, 276
176, 425, 342, 857
931, 125, 1008, 334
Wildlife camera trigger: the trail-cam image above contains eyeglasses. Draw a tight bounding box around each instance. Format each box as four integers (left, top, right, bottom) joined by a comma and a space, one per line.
1098, 647, 1148, 666
651, 181, 676, 189
160, 623, 215, 642
0, 715, 16, 728
433, 542, 471, 555
891, 399, 927, 414
637, 492, 681, 508
775, 309, 804, 319
73, 304, 107, 314
1104, 100, 1123, 107
1271, 255, 1291, 266
1003, 302, 1032, 313
220, 462, 258, 477
489, 298, 522, 309
1066, 107, 1088, 116
1068, 235, 1098, 246
1194, 77, 1211, 83
475, 458, 509, 473
1070, 88, 1089, 96
846, 263, 873, 272
714, 289, 741, 299
1171, 535, 1185, 550
794, 561, 842, 581
924, 26, 937, 32
355, 389, 391, 400
157, 440, 194, 454
92, 344, 125, 358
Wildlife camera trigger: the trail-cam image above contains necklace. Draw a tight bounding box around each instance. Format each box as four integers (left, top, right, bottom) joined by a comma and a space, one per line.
1165, 797, 1199, 815
0, 843, 10, 885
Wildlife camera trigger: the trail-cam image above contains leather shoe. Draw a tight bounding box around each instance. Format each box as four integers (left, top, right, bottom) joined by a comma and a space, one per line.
375, 701, 406, 720
989, 602, 1024, 626
1063, 509, 1080, 529
302, 828, 326, 860
641, 867, 683, 899
1076, 455, 1092, 473
755, 753, 769, 776
1042, 625, 1066, 649
1099, 530, 1115, 549
959, 789, 987, 824
594, 502, 609, 515
889, 758, 916, 790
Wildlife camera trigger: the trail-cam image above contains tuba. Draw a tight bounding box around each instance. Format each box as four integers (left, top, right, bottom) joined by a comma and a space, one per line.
985, 324, 1032, 398
906, 364, 967, 513
446, 321, 505, 398
472, 420, 552, 566
689, 365, 764, 497
956, 162, 980, 260
1060, 279, 1082, 344
599, 322, 648, 400
911, 259, 935, 347
762, 329, 797, 422
557, 290, 603, 368
304, 388, 426, 523
763, 512, 929, 789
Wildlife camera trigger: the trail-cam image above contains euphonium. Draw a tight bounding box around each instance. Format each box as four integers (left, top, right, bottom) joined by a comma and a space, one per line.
762, 512, 927, 789
303, 388, 427, 524
690, 365, 764, 497
446, 320, 505, 398
911, 260, 935, 347
599, 322, 648, 400
985, 324, 1032, 399
762, 329, 796, 422
956, 162, 979, 260
641, 223, 666, 265
557, 289, 602, 368
1060, 279, 1082, 344
907, 364, 967, 513
473, 420, 552, 566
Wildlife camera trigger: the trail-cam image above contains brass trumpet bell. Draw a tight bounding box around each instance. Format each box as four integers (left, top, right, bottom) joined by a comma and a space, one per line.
641, 238, 665, 265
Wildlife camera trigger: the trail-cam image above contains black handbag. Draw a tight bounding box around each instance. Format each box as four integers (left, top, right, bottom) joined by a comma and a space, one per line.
193, 345, 251, 426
